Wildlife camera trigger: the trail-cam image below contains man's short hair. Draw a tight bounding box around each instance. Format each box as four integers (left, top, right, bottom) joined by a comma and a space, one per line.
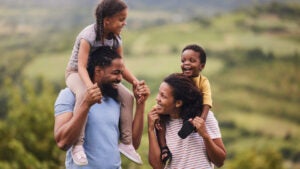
87, 46, 122, 80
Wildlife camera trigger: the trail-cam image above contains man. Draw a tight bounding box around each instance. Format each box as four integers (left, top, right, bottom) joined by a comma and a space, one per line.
54, 46, 149, 168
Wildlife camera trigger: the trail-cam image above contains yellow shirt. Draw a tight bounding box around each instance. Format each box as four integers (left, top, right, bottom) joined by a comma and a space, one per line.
192, 74, 212, 107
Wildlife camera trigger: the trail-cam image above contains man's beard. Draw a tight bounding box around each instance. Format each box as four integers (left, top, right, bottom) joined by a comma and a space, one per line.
100, 83, 119, 102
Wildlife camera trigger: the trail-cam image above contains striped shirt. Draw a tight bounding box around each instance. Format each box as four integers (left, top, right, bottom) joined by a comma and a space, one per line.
165, 111, 221, 169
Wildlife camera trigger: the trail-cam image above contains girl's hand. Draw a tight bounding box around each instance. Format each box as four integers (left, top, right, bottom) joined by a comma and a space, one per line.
134, 80, 150, 104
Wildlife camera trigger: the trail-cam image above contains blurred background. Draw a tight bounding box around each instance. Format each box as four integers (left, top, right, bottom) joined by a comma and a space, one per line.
0, 0, 299, 168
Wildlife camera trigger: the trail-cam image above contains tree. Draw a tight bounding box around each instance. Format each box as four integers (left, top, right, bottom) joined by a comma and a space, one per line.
0, 77, 64, 169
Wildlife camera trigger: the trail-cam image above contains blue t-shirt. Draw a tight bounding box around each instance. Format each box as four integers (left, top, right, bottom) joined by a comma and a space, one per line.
54, 88, 122, 169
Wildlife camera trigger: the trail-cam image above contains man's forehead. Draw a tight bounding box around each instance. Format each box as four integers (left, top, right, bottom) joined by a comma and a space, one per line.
108, 58, 124, 70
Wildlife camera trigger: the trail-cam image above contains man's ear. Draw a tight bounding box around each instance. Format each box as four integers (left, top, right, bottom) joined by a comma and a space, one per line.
175, 100, 183, 108
94, 66, 104, 77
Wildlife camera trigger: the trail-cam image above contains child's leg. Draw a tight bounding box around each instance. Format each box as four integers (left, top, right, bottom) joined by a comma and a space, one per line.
156, 121, 172, 164
156, 123, 167, 148
66, 72, 88, 165
117, 83, 142, 164
117, 83, 134, 144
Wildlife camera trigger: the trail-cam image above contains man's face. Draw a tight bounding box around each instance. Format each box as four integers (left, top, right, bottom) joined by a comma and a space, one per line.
94, 58, 124, 88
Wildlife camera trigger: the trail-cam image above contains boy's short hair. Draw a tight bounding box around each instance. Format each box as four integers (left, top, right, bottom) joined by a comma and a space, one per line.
182, 44, 206, 64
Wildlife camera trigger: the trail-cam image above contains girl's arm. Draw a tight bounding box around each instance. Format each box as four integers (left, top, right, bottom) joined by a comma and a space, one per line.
78, 39, 93, 88
148, 108, 164, 169
191, 117, 226, 167
116, 46, 138, 84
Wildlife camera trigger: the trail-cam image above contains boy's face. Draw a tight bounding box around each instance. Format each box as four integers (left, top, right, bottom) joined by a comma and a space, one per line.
181, 49, 205, 78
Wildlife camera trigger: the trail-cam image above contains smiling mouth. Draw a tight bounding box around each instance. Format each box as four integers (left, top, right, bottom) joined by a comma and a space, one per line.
182, 68, 193, 74
112, 82, 120, 88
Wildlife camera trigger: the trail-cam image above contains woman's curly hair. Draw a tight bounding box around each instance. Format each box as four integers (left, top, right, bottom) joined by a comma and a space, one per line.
162, 73, 203, 122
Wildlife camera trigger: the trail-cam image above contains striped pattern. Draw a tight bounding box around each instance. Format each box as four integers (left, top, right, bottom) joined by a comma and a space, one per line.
165, 111, 221, 169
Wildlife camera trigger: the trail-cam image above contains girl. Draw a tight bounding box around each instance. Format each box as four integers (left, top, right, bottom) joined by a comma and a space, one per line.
65, 0, 142, 165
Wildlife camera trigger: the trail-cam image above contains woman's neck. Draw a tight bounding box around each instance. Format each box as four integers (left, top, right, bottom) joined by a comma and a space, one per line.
169, 110, 180, 119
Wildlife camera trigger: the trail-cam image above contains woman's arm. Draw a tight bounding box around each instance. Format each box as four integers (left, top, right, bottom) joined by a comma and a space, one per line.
132, 81, 150, 149
78, 39, 93, 88
148, 108, 164, 169
191, 116, 226, 167
204, 138, 226, 167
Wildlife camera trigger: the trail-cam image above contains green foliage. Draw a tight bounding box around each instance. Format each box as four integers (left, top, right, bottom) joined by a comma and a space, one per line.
227, 146, 284, 169
0, 77, 63, 169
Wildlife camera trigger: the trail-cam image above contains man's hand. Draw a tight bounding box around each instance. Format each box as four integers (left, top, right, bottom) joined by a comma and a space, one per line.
84, 83, 102, 106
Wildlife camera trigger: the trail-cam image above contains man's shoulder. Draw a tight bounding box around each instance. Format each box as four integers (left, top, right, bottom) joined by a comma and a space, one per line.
55, 88, 75, 105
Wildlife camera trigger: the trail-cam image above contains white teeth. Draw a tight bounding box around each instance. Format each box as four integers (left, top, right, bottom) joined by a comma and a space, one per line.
156, 104, 162, 109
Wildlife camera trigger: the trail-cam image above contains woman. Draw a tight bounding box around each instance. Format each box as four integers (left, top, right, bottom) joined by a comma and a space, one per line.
148, 73, 226, 169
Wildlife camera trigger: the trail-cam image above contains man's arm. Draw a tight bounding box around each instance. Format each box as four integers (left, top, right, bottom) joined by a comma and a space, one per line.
54, 84, 101, 150
132, 80, 150, 149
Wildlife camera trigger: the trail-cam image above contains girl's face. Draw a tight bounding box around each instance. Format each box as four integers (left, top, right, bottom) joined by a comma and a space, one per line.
181, 49, 205, 78
104, 9, 128, 35
155, 82, 181, 118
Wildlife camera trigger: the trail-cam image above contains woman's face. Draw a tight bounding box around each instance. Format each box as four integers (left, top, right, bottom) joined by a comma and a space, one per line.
155, 82, 179, 116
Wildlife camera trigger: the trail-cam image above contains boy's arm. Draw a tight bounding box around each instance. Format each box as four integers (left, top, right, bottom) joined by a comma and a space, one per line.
200, 104, 210, 121
199, 76, 212, 120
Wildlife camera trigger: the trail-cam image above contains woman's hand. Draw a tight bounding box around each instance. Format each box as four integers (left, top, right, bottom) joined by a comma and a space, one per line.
190, 116, 209, 138
147, 107, 160, 131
